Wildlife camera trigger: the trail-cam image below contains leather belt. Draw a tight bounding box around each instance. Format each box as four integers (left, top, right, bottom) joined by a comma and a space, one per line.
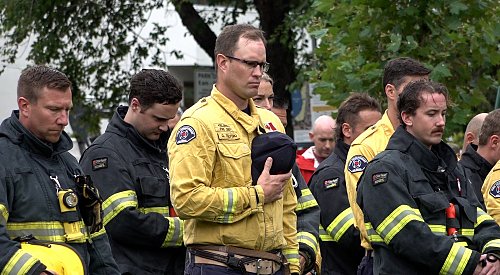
189, 246, 283, 275
194, 255, 280, 274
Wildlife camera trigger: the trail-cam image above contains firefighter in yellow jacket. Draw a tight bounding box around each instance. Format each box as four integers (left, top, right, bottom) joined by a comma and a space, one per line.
168, 24, 299, 275
483, 160, 500, 225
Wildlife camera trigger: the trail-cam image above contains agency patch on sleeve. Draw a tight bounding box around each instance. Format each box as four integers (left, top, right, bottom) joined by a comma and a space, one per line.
372, 172, 388, 186
347, 155, 368, 173
176, 125, 196, 145
92, 157, 108, 170
489, 180, 500, 198
324, 178, 339, 189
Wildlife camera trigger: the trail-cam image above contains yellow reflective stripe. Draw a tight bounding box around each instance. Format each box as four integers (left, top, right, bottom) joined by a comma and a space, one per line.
90, 227, 107, 239
365, 222, 384, 243
460, 228, 474, 238
7, 221, 87, 243
2, 249, 38, 275
220, 188, 237, 223
298, 231, 318, 254
296, 188, 318, 211
102, 190, 137, 226
0, 204, 8, 225
282, 248, 300, 266
482, 239, 500, 253
377, 205, 423, 244
139, 206, 169, 218
319, 225, 333, 241
429, 224, 447, 235
162, 217, 184, 247
475, 208, 494, 227
326, 208, 354, 242
440, 243, 471, 275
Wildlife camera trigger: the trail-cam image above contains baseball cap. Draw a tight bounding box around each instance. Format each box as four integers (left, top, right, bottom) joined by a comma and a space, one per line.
251, 131, 297, 184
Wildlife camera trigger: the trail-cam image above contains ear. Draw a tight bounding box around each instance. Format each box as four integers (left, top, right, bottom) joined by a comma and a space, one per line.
464, 132, 475, 145
129, 98, 141, 112
342, 122, 351, 139
385, 83, 397, 101
216, 54, 228, 73
401, 111, 413, 127
490, 135, 499, 149
308, 131, 314, 141
18, 97, 30, 118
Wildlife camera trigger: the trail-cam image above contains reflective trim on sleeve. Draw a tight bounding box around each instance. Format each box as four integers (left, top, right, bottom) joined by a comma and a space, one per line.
282, 248, 300, 266
482, 239, 500, 253
296, 188, 318, 211
217, 188, 237, 223
440, 243, 471, 275
7, 221, 87, 243
102, 190, 138, 226
475, 208, 494, 227
326, 208, 354, 242
162, 217, 184, 247
0, 204, 8, 225
428, 224, 447, 236
2, 249, 38, 275
376, 205, 423, 244
139, 206, 169, 218
319, 225, 333, 241
90, 227, 107, 239
365, 222, 384, 244
297, 231, 318, 254
459, 228, 474, 239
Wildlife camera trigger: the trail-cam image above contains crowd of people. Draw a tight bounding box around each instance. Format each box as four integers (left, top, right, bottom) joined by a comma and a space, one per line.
0, 23, 500, 275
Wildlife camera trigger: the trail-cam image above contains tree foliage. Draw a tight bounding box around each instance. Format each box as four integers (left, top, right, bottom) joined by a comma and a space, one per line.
306, 0, 499, 136
0, 0, 175, 136
0, 0, 310, 141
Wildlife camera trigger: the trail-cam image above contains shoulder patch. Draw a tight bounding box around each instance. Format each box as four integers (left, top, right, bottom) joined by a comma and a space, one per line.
324, 178, 339, 189
372, 172, 388, 186
92, 158, 108, 170
489, 180, 500, 198
347, 155, 368, 173
176, 125, 197, 145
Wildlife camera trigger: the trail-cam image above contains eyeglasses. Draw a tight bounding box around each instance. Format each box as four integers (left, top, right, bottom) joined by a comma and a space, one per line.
225, 55, 270, 73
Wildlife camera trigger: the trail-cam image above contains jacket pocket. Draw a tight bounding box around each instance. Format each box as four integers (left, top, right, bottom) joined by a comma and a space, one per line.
414, 192, 449, 234
216, 143, 251, 186
139, 176, 168, 207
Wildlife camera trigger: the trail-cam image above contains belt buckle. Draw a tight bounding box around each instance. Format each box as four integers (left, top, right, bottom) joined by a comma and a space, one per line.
255, 259, 262, 275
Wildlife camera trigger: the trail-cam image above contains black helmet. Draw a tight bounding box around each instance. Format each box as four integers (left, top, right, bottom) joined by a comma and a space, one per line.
251, 131, 297, 184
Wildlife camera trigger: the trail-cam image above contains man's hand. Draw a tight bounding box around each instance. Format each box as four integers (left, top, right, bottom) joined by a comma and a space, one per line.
257, 157, 292, 203
475, 254, 500, 275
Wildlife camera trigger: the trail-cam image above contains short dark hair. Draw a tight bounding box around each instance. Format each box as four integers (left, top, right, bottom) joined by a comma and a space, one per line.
272, 96, 289, 110
478, 109, 500, 146
214, 24, 266, 57
335, 93, 381, 140
17, 65, 72, 103
397, 80, 449, 126
383, 57, 431, 91
129, 69, 183, 110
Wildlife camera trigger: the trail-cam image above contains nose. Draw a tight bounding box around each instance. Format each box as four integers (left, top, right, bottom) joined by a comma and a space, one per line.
262, 99, 272, 110
252, 66, 264, 78
436, 114, 446, 127
57, 110, 69, 126
159, 122, 170, 132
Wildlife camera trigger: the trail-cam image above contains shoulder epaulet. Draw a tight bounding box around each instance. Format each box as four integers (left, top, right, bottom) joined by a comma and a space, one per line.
351, 124, 378, 146
183, 97, 210, 118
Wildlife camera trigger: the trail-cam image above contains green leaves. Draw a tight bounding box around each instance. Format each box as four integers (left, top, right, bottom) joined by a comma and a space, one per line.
305, 0, 499, 137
